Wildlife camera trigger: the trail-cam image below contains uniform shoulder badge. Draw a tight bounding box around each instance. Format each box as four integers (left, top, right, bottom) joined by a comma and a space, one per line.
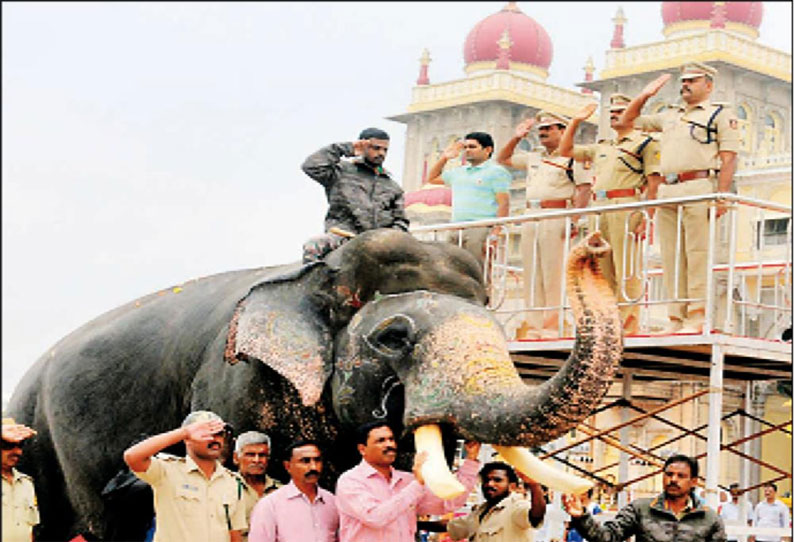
155, 452, 182, 461
226, 467, 245, 480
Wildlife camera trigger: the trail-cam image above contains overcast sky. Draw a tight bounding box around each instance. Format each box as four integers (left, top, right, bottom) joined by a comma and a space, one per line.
2, 2, 791, 400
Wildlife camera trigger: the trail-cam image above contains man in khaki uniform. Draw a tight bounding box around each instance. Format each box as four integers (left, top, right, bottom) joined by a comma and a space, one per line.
232, 431, 282, 541
447, 462, 545, 542
559, 94, 664, 335
498, 111, 591, 339
2, 418, 39, 542
124, 410, 247, 542
622, 62, 740, 333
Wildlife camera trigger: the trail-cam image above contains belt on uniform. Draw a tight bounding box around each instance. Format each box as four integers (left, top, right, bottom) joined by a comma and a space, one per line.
592, 188, 640, 200
665, 170, 713, 183
526, 198, 569, 209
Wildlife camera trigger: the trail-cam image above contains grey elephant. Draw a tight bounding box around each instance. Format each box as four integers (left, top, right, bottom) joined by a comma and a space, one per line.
6, 228, 622, 540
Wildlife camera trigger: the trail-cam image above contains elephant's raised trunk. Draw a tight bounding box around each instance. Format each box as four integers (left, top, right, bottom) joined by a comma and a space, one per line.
403, 232, 622, 447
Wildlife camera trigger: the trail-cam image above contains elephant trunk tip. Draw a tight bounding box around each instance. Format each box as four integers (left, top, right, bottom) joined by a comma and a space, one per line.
585, 231, 610, 255
570, 231, 611, 262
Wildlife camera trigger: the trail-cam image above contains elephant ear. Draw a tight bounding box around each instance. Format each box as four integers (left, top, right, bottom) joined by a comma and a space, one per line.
224, 264, 334, 407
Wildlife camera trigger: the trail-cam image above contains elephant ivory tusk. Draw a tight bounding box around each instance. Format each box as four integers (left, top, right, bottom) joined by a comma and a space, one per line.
493, 445, 593, 495
414, 425, 465, 500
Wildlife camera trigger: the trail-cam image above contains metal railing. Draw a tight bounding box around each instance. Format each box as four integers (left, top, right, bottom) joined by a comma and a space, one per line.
411, 193, 792, 342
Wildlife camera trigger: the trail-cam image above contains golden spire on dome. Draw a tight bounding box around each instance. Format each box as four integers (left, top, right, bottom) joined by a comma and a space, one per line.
612, 6, 627, 26
497, 29, 513, 50
503, 2, 521, 13
496, 29, 512, 70
419, 48, 431, 66
583, 56, 595, 75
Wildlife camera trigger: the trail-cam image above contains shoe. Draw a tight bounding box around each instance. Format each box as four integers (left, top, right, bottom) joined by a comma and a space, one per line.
539, 328, 560, 340
679, 312, 705, 334
678, 318, 704, 334
515, 321, 539, 340
651, 319, 683, 335
623, 315, 639, 335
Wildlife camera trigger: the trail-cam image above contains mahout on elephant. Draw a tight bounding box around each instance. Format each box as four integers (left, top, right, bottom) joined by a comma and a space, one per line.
6, 228, 622, 540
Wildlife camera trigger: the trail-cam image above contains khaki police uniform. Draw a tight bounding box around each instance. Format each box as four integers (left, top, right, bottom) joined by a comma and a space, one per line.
237, 474, 281, 542
2, 469, 39, 542
448, 492, 539, 542
512, 145, 588, 332
634, 73, 740, 323
134, 454, 247, 542
573, 130, 661, 328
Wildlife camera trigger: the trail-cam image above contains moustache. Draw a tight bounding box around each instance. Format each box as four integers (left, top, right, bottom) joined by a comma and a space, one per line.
306, 470, 321, 478
384, 447, 397, 454
208, 442, 222, 449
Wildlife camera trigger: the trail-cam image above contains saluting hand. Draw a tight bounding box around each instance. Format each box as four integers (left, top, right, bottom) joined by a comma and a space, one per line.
352, 139, 371, 156
573, 103, 598, 122
1, 423, 36, 443
642, 73, 672, 97
442, 140, 465, 160
514, 118, 535, 138
184, 420, 226, 443
562, 493, 585, 517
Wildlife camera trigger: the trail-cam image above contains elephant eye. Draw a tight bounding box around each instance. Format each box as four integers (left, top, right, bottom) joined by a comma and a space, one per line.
366, 315, 416, 357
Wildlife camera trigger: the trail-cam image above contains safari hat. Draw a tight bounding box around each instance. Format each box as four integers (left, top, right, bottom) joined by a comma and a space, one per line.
535, 110, 570, 128
679, 61, 717, 80
609, 93, 632, 112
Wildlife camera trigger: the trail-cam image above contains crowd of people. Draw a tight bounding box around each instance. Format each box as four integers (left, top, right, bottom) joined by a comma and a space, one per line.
3, 60, 787, 542
4, 414, 792, 542
299, 60, 741, 339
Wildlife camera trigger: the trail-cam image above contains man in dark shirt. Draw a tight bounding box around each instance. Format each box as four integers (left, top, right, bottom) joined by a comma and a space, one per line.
562, 454, 726, 542
301, 127, 409, 263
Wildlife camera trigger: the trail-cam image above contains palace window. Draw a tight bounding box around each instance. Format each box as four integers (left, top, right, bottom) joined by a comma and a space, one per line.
755, 217, 790, 248
761, 112, 782, 155
736, 104, 753, 153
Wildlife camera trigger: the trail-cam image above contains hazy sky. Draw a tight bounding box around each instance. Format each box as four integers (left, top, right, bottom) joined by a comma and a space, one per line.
3, 2, 791, 399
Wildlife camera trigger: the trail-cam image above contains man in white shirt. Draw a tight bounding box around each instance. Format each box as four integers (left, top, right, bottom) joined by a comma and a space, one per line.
751, 482, 791, 542
720, 483, 751, 542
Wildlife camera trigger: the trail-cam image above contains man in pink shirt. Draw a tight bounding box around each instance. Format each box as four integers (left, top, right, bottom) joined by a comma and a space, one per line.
248, 440, 339, 542
335, 421, 481, 542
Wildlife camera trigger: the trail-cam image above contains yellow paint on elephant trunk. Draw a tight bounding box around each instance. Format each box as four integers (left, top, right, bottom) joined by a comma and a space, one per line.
421, 313, 523, 397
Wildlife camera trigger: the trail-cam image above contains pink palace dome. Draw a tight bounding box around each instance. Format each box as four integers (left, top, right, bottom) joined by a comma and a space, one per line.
463, 2, 553, 79
661, 2, 763, 39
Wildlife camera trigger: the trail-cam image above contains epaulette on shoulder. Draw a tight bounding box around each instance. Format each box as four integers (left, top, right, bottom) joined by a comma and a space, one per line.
155, 452, 183, 461
711, 101, 730, 107
226, 467, 245, 481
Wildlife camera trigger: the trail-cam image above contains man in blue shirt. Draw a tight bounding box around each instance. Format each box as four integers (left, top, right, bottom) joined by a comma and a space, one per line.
426, 132, 512, 268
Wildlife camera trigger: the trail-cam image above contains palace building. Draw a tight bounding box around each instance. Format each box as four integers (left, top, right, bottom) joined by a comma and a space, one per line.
389, 1, 792, 519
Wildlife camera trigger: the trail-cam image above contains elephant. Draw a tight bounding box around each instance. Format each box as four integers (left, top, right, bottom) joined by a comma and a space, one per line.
5, 228, 622, 540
